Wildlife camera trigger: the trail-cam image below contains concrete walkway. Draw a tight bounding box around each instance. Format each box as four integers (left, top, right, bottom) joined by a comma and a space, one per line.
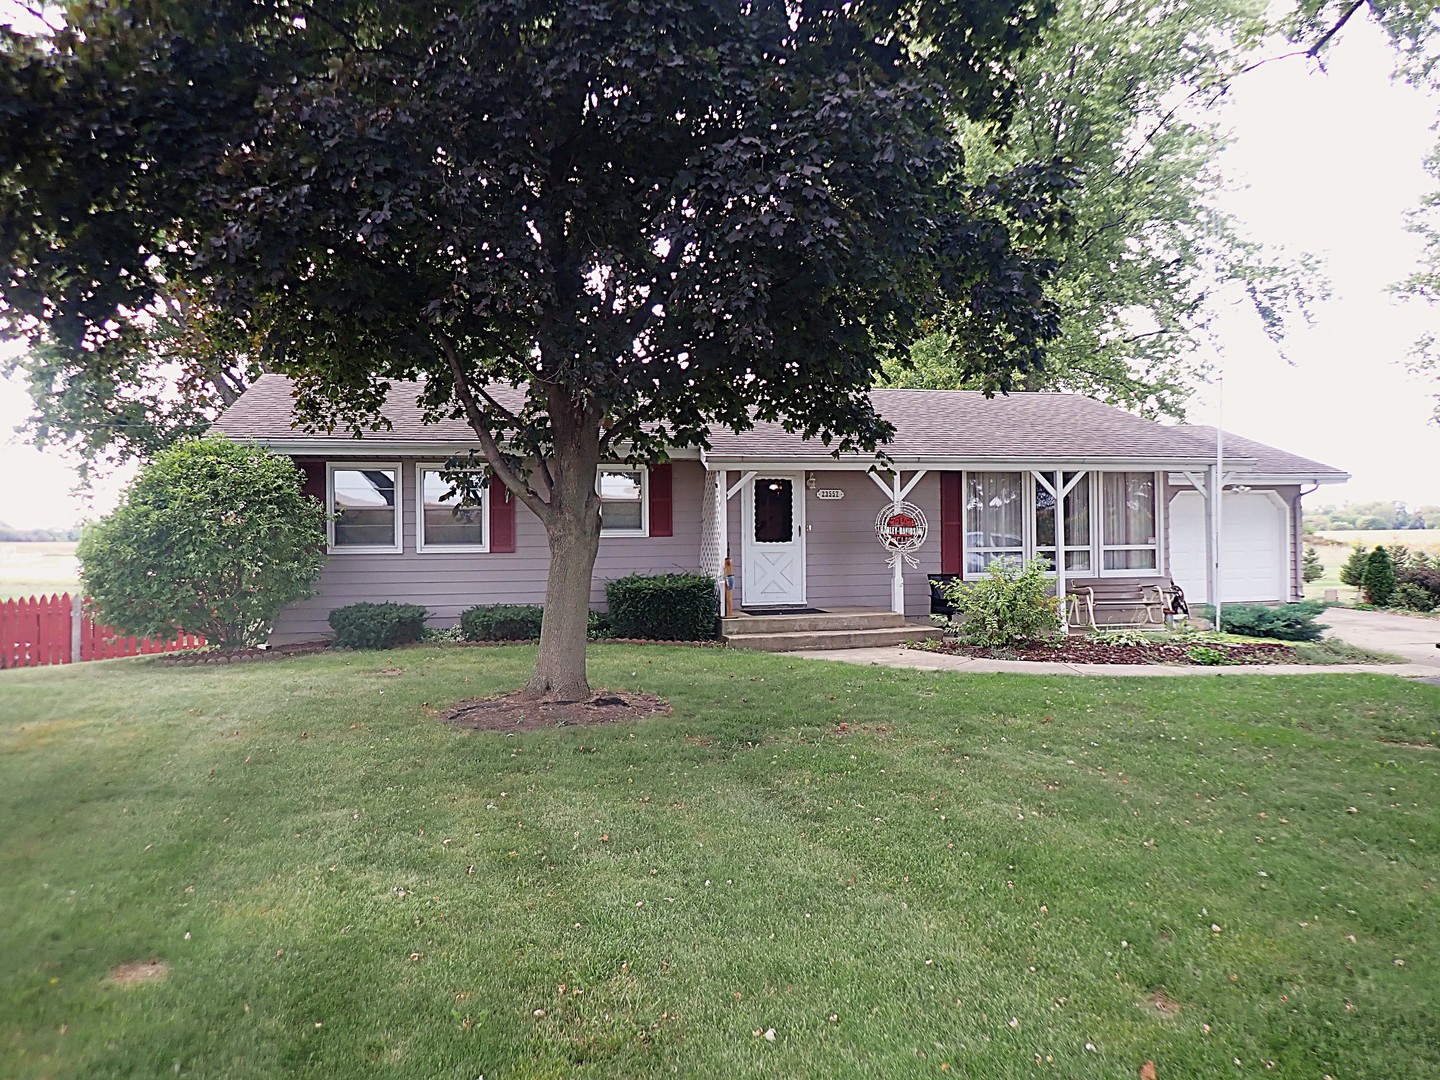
789, 608, 1440, 680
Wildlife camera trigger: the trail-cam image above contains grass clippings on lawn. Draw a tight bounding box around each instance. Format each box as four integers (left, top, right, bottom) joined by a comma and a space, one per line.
916, 638, 1299, 665
2, 645, 1438, 1080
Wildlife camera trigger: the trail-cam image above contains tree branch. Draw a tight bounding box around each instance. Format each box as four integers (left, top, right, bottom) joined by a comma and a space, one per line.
1308, 0, 1367, 58
434, 332, 550, 521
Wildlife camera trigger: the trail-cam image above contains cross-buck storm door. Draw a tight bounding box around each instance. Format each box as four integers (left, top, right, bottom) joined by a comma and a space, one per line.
741, 474, 806, 606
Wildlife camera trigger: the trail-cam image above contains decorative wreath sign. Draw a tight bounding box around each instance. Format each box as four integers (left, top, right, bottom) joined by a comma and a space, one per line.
874, 501, 929, 568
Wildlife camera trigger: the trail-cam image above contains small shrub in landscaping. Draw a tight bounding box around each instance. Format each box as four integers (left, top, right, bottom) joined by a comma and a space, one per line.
1338, 544, 1370, 588
459, 604, 545, 641
1302, 545, 1325, 583
933, 559, 1063, 647
1187, 644, 1235, 666
1393, 581, 1437, 613
1218, 601, 1327, 642
420, 625, 465, 644
1398, 566, 1440, 609
1362, 546, 1398, 606
605, 573, 719, 640
587, 609, 614, 640
328, 602, 428, 649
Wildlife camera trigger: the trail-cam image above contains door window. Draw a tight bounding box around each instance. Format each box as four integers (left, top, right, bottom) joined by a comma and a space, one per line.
753, 478, 794, 543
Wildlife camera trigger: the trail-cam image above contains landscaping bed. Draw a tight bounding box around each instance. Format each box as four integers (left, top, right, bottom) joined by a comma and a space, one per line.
915, 637, 1300, 665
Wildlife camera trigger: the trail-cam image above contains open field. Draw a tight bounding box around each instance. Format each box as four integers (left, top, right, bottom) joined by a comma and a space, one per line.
0, 540, 80, 601
2, 646, 1438, 1079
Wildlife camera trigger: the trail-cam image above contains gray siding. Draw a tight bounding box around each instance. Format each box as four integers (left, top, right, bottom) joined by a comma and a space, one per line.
271, 459, 706, 643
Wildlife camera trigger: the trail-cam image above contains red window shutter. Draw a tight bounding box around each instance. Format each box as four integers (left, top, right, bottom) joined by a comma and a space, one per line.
649, 463, 673, 537
489, 483, 516, 552
940, 472, 964, 575
295, 459, 325, 503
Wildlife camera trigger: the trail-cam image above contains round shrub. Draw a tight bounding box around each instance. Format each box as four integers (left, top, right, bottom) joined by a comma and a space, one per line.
328, 602, 428, 649
1393, 581, 1436, 613
77, 437, 326, 649
460, 604, 544, 641
933, 558, 1064, 647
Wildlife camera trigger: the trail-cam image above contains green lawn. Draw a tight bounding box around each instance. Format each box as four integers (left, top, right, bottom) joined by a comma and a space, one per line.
3, 646, 1438, 1079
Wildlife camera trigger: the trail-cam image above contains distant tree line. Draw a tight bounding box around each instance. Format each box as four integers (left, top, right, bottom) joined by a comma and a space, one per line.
0, 522, 79, 542
1303, 502, 1440, 533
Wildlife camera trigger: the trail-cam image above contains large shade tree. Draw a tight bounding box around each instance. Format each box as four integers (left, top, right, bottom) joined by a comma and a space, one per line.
0, 0, 1068, 700
886, 0, 1324, 418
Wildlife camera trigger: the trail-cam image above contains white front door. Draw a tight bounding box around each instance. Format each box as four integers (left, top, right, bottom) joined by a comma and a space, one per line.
742, 474, 806, 606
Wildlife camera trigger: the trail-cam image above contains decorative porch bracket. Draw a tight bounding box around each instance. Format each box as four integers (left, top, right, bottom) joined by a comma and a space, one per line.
868, 469, 929, 616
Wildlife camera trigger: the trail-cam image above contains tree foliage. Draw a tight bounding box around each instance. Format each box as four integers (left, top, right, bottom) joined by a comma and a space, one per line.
76, 438, 326, 648
1339, 544, 1371, 587
1, 0, 1067, 698
2, 290, 260, 482
1362, 544, 1399, 605
885, 0, 1323, 417
1302, 545, 1325, 582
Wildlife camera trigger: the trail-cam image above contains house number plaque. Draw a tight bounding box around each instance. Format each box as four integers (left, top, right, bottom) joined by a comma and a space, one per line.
815, 489, 845, 500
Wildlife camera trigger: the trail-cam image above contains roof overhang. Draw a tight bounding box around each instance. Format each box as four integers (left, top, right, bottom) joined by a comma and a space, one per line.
1167, 471, 1351, 487
702, 452, 1254, 472
240, 437, 701, 461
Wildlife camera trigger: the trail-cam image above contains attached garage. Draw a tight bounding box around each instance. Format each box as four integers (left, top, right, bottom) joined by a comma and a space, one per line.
1168, 489, 1290, 605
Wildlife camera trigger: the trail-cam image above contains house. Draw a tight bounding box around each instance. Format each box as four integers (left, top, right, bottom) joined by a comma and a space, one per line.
214, 376, 1348, 646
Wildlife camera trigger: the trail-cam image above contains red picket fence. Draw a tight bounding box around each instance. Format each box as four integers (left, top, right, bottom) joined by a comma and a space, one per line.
0, 593, 206, 669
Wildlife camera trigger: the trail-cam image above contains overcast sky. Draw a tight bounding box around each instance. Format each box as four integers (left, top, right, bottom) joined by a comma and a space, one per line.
1, 13, 1438, 530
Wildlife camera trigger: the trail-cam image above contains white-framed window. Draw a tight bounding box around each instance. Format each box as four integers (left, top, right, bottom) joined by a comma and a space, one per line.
1100, 471, 1160, 572
964, 471, 1025, 575
327, 462, 402, 553
416, 465, 488, 553
598, 465, 648, 536
1035, 471, 1093, 573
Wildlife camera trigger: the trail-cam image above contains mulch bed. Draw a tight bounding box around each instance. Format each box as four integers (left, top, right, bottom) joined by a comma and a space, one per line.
921, 640, 1300, 665
440, 689, 673, 732
155, 641, 333, 666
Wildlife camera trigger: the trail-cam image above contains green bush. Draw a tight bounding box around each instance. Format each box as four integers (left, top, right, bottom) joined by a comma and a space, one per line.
1393, 582, 1436, 613
1362, 546, 1398, 606
77, 437, 327, 649
328, 602, 428, 649
1187, 644, 1235, 666
1301, 545, 1324, 583
933, 559, 1064, 647
1215, 601, 1327, 642
1338, 544, 1370, 588
1398, 566, 1440, 609
459, 604, 545, 641
605, 573, 719, 640
588, 609, 614, 640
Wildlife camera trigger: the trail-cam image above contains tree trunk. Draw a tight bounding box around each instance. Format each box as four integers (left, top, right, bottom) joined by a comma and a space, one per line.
524, 402, 603, 701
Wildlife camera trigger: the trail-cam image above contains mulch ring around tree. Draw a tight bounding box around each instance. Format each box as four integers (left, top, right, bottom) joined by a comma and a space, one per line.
440, 690, 673, 732
920, 640, 1300, 665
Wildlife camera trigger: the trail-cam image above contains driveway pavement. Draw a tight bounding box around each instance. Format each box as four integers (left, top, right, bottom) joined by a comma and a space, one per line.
787, 607, 1440, 679
1318, 607, 1440, 670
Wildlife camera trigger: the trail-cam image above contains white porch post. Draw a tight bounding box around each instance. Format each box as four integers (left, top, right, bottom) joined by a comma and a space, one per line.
891, 473, 905, 616
1204, 463, 1218, 612
1053, 469, 1066, 628
716, 469, 728, 615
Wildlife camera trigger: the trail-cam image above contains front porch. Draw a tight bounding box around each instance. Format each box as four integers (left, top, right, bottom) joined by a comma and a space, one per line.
720, 606, 940, 652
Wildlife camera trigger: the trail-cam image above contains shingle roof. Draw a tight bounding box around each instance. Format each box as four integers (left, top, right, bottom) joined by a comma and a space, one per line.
705, 388, 1224, 463
1178, 425, 1349, 480
215, 375, 1346, 478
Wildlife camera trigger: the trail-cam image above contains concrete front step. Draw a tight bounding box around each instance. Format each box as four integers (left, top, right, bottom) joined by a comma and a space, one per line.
722, 608, 908, 636
726, 622, 941, 653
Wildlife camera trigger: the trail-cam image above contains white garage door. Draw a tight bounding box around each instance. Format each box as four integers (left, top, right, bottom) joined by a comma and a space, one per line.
1169, 491, 1289, 604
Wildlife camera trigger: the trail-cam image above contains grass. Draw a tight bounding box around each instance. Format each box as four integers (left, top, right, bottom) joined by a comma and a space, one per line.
0, 540, 80, 601
2, 645, 1439, 1079
1291, 639, 1407, 665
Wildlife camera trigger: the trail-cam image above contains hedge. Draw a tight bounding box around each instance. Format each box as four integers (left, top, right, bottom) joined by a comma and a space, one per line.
328, 602, 428, 649
604, 573, 718, 641
459, 604, 545, 641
